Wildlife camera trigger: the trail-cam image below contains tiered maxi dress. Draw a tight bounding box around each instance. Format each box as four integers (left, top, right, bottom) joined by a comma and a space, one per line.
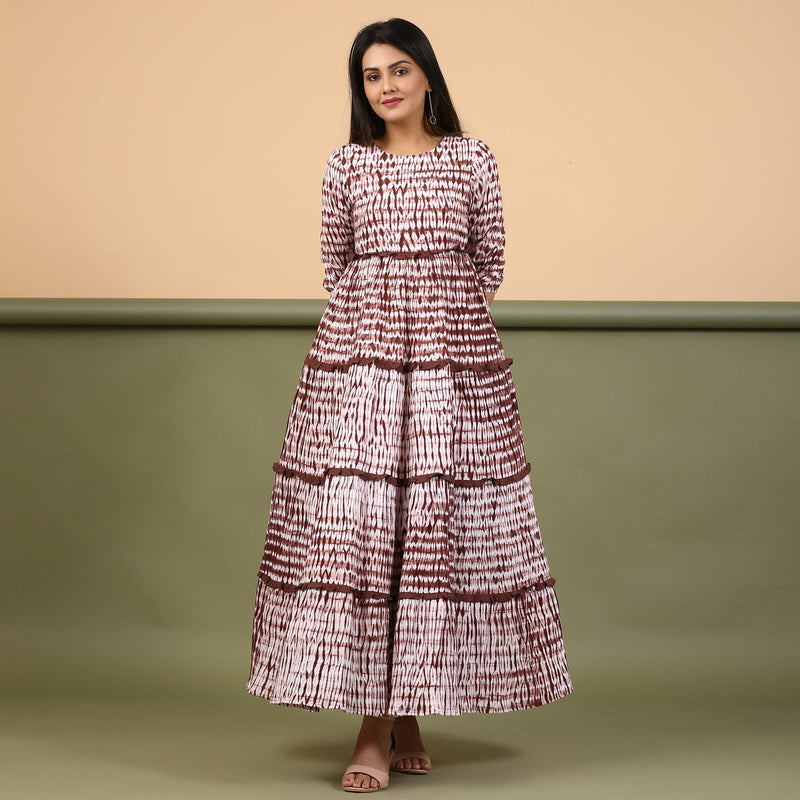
247, 135, 572, 716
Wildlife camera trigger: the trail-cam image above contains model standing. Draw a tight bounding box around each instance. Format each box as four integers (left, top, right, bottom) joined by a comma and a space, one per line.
247, 18, 572, 793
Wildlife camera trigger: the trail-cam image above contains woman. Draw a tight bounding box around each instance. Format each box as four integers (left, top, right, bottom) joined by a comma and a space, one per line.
247, 18, 572, 793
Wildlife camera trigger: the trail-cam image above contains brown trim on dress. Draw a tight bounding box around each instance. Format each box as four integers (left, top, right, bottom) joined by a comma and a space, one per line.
272, 461, 532, 487
257, 573, 557, 602
304, 354, 513, 373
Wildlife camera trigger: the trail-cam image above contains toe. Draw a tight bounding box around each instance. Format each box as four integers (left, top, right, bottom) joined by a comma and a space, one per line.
358, 772, 377, 790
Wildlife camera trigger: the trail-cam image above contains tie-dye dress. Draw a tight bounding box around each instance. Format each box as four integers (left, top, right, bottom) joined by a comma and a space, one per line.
247, 135, 572, 715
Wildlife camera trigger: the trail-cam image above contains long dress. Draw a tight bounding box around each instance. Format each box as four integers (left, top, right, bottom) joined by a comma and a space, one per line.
247, 135, 572, 716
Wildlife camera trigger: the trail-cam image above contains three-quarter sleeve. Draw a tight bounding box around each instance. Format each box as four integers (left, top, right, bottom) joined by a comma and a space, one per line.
320, 152, 354, 292
467, 141, 506, 293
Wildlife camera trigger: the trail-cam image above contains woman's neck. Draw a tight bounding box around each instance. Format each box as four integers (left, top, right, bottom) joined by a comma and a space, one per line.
374, 125, 442, 156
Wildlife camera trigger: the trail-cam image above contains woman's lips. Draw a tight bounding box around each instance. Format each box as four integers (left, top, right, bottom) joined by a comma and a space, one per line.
382, 98, 403, 107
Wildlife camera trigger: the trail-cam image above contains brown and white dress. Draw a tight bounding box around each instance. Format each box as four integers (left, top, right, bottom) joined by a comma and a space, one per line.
247, 135, 572, 716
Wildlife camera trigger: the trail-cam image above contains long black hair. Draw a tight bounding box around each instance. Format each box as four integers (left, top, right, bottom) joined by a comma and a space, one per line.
348, 19, 463, 145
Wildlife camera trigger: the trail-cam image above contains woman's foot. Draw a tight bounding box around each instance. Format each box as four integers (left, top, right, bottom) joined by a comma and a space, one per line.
341, 716, 395, 792
391, 715, 431, 774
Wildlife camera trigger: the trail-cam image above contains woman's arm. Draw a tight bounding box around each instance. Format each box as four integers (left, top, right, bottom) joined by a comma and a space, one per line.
320, 151, 354, 292
467, 140, 506, 297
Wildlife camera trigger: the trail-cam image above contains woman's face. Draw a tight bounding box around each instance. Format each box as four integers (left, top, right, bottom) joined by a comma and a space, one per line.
361, 43, 430, 130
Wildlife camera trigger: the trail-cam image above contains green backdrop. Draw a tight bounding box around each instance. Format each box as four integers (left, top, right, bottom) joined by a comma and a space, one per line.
1, 300, 798, 799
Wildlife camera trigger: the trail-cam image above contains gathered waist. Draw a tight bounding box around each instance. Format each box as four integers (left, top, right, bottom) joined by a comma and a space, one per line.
355, 249, 466, 260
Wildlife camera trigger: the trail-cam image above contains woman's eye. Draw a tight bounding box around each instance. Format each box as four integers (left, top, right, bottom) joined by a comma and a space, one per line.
394, 68, 408, 76
366, 74, 379, 81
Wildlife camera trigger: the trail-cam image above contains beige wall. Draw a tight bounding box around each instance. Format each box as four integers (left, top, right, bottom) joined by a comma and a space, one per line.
1, 0, 798, 300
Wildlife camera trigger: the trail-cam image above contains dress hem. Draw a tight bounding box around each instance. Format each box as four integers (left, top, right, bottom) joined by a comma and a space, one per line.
244, 682, 574, 717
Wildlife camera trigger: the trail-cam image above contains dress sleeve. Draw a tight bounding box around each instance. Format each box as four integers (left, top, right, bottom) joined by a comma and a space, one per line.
319, 151, 354, 292
467, 141, 506, 293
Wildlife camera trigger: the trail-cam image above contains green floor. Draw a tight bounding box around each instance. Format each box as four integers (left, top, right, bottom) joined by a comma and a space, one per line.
2, 692, 797, 799
2, 307, 799, 799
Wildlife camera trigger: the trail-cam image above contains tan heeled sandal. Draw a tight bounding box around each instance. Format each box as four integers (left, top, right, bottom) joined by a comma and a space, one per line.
390, 749, 431, 775
342, 726, 396, 793
389, 716, 431, 774
341, 763, 390, 793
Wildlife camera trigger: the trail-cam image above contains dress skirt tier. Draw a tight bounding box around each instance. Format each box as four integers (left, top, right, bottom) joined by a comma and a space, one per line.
247, 136, 572, 715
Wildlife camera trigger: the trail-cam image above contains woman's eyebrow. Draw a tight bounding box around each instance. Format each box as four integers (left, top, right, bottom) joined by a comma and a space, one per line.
362, 60, 413, 73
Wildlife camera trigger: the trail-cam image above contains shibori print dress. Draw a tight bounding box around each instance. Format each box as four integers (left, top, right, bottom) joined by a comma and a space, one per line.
247, 135, 572, 716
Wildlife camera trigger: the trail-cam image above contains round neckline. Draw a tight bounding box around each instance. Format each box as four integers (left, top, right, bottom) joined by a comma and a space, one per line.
371, 136, 448, 158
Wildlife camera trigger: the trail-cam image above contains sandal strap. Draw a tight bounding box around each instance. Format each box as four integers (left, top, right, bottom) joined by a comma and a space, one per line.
342, 764, 389, 789
391, 750, 430, 766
